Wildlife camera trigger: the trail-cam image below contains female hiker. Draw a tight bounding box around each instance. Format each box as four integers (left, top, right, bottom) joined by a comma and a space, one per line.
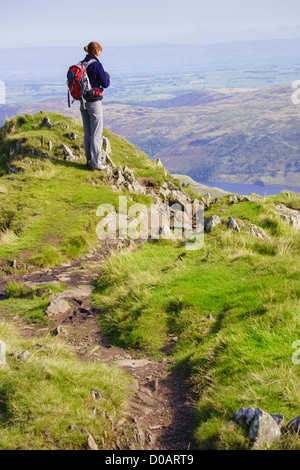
80, 41, 110, 170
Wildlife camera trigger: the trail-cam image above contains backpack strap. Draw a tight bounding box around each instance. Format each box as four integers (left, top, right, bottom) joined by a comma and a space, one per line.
81, 58, 97, 68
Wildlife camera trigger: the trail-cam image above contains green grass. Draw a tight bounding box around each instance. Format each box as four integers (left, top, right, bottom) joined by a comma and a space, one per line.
0, 322, 132, 450
0, 112, 167, 269
93, 193, 300, 449
2, 281, 65, 324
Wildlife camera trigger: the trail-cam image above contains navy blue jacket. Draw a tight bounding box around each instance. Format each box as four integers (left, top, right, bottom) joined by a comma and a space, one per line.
83, 54, 110, 100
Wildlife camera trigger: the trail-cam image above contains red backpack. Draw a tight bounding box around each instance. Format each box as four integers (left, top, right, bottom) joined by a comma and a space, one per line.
67, 59, 103, 107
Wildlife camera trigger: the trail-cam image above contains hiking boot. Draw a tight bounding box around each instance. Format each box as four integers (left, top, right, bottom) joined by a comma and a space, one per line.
94, 164, 107, 171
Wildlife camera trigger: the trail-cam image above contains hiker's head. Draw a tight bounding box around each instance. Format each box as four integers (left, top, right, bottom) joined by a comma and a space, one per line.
84, 42, 103, 57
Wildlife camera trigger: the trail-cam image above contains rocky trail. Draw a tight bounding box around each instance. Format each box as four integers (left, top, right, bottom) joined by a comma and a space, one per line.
0, 239, 196, 450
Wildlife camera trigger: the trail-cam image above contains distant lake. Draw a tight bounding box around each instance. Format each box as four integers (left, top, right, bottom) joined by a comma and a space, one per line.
194, 180, 300, 196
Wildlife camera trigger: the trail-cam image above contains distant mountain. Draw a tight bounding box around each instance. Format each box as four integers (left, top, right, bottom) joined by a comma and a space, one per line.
1, 38, 300, 83
102, 86, 300, 187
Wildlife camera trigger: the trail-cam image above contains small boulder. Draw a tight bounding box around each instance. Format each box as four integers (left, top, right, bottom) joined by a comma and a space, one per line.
45, 298, 71, 316
102, 136, 111, 154
248, 408, 281, 448
270, 413, 284, 428
17, 350, 30, 360
51, 285, 92, 302
60, 144, 78, 161
247, 223, 271, 241
234, 407, 256, 427
42, 117, 52, 128
286, 415, 300, 434
227, 217, 240, 232
159, 225, 175, 239
204, 215, 222, 233
228, 195, 238, 204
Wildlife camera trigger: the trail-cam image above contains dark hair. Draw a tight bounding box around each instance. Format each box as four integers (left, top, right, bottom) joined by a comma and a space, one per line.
84, 41, 103, 56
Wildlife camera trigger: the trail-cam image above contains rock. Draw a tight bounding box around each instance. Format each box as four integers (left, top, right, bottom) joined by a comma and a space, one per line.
113, 168, 125, 185
274, 204, 300, 230
51, 325, 67, 336
247, 223, 271, 241
86, 345, 100, 356
41, 136, 44, 146
156, 158, 164, 167
91, 388, 102, 400
60, 144, 78, 161
204, 215, 223, 233
286, 415, 300, 434
248, 408, 281, 448
42, 117, 52, 128
70, 132, 77, 140
228, 195, 238, 204
48, 141, 53, 151
80, 428, 98, 450
270, 413, 285, 428
159, 224, 175, 239
168, 181, 178, 191
134, 427, 146, 448
227, 217, 240, 232
51, 285, 92, 302
0, 341, 7, 366
115, 358, 152, 368
103, 150, 116, 168
169, 190, 191, 208
17, 350, 30, 360
159, 187, 170, 200
206, 314, 215, 321
45, 298, 71, 316
102, 136, 111, 154
234, 407, 256, 427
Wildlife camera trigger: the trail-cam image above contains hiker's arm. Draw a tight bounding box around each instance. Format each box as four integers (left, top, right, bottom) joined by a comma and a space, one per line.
96, 62, 110, 88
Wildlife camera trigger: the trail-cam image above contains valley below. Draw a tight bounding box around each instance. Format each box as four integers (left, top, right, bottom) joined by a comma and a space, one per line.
1, 85, 299, 189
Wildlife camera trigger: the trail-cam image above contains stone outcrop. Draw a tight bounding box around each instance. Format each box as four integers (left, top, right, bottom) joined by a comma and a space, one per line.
42, 117, 52, 128
45, 298, 71, 316
50, 286, 93, 302
227, 216, 241, 232
204, 215, 223, 233
233, 407, 282, 449
110, 165, 146, 195
274, 204, 300, 230
247, 223, 271, 241
60, 144, 78, 161
286, 415, 300, 434
102, 136, 111, 154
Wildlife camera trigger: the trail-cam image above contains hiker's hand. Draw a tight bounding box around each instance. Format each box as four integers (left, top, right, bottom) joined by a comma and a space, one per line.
105, 71, 110, 79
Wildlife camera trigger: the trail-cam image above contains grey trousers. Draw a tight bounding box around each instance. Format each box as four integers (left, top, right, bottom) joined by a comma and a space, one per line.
80, 100, 104, 168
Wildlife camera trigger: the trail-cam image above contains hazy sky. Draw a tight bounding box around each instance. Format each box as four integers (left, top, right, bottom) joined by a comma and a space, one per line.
1, 0, 300, 48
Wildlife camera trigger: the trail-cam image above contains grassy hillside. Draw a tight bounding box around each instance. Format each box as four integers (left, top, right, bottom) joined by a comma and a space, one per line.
1, 112, 300, 450
93, 190, 300, 449
0, 111, 168, 273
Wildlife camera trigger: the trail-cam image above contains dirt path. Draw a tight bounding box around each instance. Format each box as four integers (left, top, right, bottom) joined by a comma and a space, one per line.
0, 239, 196, 450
